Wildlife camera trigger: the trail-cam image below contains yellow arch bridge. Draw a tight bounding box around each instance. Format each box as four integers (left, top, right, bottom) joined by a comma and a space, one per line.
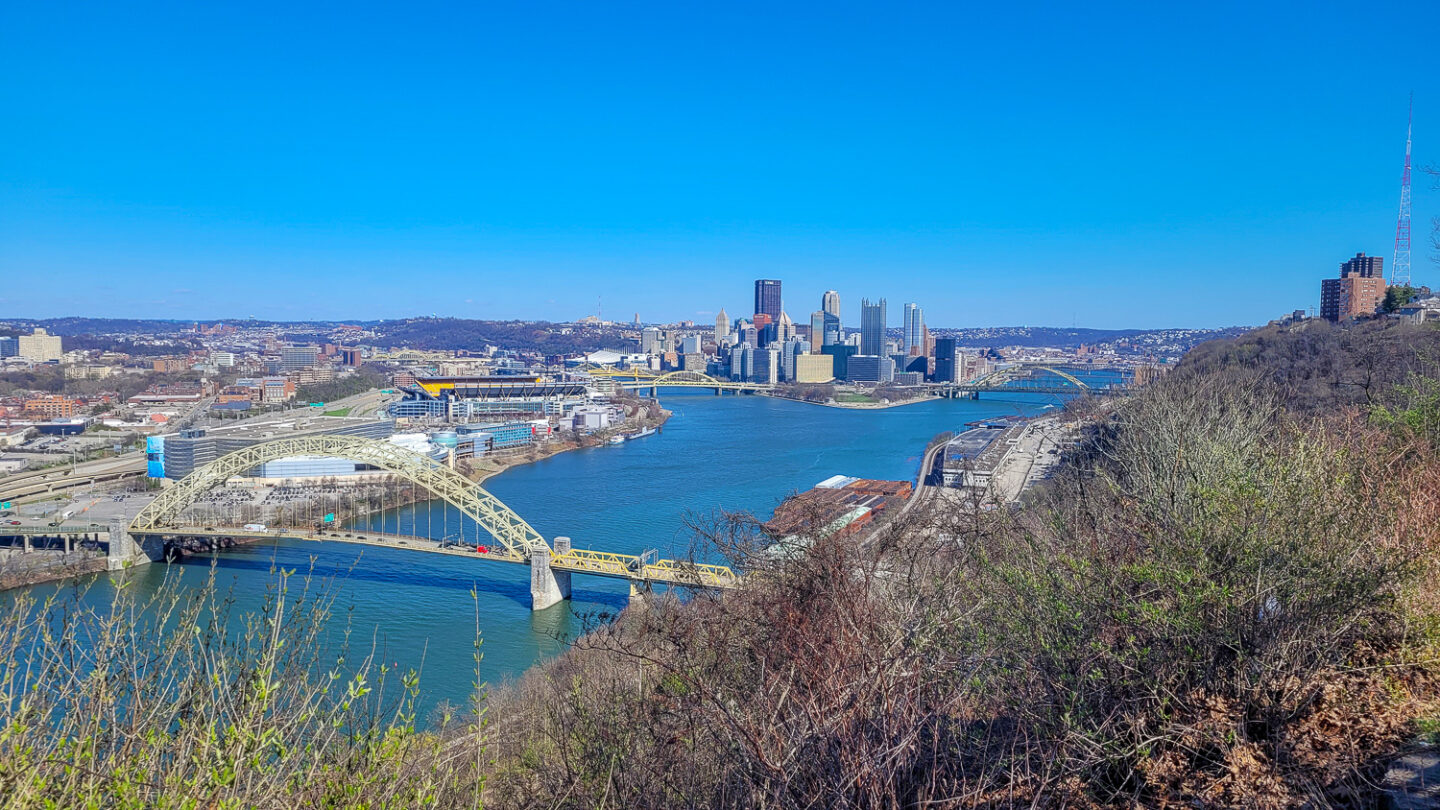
124, 435, 739, 610
589, 369, 777, 394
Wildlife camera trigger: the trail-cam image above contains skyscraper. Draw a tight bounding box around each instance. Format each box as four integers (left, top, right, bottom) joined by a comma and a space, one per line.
714, 308, 730, 343
776, 311, 796, 343
902, 303, 924, 356
822, 290, 841, 318
754, 279, 782, 321
860, 298, 887, 357
933, 337, 959, 383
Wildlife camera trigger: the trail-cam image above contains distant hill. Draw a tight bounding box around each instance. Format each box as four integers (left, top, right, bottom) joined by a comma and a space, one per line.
929, 325, 1250, 352
0, 316, 1249, 356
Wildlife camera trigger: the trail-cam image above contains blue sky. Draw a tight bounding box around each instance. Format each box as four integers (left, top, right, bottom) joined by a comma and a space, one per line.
1, 1, 1435, 329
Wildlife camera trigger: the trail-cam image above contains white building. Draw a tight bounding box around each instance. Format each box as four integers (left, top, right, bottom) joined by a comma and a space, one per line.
17, 329, 62, 363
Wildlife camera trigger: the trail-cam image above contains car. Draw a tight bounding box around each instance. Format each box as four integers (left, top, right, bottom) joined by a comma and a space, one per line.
4, 520, 20, 526
475, 545, 489, 554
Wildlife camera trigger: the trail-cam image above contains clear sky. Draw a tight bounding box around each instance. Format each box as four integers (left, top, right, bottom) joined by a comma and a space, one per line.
2, 1, 1436, 329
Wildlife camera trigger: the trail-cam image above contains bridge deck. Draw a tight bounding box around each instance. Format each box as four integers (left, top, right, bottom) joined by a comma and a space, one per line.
151, 526, 739, 589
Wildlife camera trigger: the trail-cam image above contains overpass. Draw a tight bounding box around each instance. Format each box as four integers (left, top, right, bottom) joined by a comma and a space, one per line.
118, 434, 739, 609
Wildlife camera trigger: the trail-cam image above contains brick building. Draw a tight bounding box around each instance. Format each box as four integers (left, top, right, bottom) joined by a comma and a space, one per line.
24, 394, 79, 418
1321, 252, 1387, 322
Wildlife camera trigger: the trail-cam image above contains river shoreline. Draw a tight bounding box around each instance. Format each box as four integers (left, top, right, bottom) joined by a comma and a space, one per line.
468, 407, 673, 485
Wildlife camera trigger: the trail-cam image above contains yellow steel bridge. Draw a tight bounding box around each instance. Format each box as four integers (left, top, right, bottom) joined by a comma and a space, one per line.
127, 435, 739, 609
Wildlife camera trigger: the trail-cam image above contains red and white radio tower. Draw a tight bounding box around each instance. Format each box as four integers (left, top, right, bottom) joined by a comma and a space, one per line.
1391, 95, 1413, 287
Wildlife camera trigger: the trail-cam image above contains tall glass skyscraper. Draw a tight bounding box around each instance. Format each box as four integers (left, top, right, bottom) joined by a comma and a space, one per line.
860, 298, 886, 356
753, 279, 782, 320
902, 303, 924, 356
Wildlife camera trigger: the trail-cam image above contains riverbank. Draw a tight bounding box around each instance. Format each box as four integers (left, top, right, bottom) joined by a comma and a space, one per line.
0, 549, 109, 590
465, 406, 672, 485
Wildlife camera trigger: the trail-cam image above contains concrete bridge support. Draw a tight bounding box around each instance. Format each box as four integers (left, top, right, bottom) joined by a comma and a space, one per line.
628, 580, 651, 604
530, 535, 573, 611
107, 518, 163, 571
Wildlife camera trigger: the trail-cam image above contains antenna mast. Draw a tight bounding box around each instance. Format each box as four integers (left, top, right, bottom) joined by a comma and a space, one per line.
1391, 95, 1413, 287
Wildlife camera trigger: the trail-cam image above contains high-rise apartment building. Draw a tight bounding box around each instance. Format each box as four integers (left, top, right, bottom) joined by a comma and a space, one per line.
1341, 252, 1384, 279
1320, 252, 1387, 322
754, 279, 782, 321
16, 328, 63, 363
902, 303, 924, 356
860, 298, 887, 357
714, 308, 730, 343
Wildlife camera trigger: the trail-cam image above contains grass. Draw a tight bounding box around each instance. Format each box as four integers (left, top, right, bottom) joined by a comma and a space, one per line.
834, 393, 876, 404
323, 407, 353, 417
1419, 715, 1440, 745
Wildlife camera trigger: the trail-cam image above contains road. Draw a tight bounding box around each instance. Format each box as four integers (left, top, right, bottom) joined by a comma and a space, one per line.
0, 455, 148, 505
988, 417, 1070, 503
894, 437, 947, 523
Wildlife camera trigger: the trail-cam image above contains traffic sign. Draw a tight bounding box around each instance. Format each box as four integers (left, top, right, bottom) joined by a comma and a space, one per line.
323, 513, 335, 523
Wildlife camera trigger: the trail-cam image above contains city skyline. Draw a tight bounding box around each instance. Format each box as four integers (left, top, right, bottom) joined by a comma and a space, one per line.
2, 3, 1436, 328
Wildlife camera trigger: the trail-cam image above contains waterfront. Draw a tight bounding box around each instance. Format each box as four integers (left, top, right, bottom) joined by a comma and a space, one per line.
7, 392, 1054, 718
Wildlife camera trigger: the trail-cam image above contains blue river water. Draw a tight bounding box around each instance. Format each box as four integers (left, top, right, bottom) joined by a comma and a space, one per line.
14, 392, 1055, 717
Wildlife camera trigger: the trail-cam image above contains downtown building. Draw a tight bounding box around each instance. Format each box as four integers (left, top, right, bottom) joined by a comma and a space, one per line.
754, 279, 782, 321
902, 303, 924, 356
859, 298, 887, 356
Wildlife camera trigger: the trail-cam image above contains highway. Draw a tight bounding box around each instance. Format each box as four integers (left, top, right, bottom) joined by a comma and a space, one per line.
0, 455, 148, 505
894, 436, 947, 523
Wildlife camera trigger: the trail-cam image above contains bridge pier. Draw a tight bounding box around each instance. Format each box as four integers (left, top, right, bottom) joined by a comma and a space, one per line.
107, 518, 163, 571
530, 535, 572, 611
629, 580, 651, 604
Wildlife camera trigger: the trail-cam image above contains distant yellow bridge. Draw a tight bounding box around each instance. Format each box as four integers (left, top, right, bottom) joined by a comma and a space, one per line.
586, 368, 780, 394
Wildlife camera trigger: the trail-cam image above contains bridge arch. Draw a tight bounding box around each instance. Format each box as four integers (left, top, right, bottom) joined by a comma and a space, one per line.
650, 370, 723, 385
1026, 365, 1088, 389
128, 435, 547, 560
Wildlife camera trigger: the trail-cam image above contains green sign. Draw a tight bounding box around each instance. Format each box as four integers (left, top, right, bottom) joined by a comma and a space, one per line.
323, 513, 335, 523
0, 502, 10, 510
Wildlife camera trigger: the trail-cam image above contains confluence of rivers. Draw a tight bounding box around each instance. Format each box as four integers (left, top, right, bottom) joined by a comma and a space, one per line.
15, 393, 1053, 716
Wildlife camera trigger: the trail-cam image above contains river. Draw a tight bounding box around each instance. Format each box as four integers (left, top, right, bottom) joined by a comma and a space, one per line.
10, 392, 1056, 717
